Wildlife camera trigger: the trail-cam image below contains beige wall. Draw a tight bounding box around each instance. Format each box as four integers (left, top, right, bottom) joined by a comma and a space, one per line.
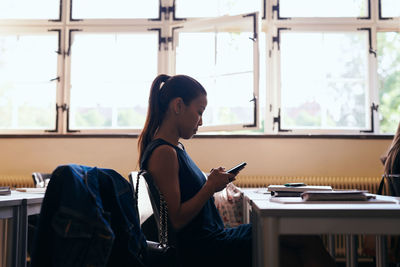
0, 137, 392, 178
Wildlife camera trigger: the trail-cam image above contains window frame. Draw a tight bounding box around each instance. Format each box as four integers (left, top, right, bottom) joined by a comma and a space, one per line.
171, 12, 261, 132
263, 0, 400, 135
270, 26, 376, 134
0, 0, 399, 135
64, 26, 161, 133
0, 27, 63, 134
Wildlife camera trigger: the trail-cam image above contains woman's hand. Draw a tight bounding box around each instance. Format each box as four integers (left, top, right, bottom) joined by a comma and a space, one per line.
206, 167, 235, 192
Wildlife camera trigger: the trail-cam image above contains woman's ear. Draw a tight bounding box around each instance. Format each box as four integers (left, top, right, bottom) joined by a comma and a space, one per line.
172, 97, 184, 115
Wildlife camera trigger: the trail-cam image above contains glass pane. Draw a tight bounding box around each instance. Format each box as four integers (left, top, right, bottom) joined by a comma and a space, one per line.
280, 32, 369, 130
69, 33, 158, 129
377, 32, 400, 134
175, 0, 260, 18
0, 0, 60, 20
176, 31, 254, 126
0, 34, 58, 129
380, 0, 400, 18
279, 0, 368, 18
72, 0, 159, 19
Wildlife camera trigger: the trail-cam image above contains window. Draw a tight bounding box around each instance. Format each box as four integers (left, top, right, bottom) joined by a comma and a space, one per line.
0, 0, 60, 20
71, 0, 159, 19
174, 14, 259, 130
278, 0, 369, 18
269, 0, 399, 134
0, 31, 58, 131
379, 0, 400, 18
68, 32, 158, 130
279, 31, 369, 131
0, 0, 399, 135
175, 0, 260, 18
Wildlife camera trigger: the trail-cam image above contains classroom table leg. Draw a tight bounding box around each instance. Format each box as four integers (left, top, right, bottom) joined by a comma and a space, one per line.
375, 235, 387, 267
346, 235, 358, 267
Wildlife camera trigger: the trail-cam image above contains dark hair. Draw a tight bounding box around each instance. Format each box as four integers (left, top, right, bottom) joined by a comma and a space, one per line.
384, 122, 400, 174
138, 74, 207, 164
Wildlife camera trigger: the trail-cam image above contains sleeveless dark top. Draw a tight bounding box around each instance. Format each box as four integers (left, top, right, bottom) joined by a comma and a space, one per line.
140, 138, 225, 243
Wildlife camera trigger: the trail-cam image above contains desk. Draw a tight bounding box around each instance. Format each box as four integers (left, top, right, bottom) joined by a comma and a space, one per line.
249, 194, 400, 267
0, 191, 44, 267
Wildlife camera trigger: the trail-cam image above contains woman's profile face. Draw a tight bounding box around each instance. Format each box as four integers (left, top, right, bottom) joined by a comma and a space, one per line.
179, 94, 207, 139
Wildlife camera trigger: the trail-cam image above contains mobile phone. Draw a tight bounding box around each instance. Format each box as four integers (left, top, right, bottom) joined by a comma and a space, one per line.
226, 162, 247, 175
284, 183, 307, 187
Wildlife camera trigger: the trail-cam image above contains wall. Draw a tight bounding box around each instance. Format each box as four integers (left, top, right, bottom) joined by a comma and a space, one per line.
0, 137, 392, 179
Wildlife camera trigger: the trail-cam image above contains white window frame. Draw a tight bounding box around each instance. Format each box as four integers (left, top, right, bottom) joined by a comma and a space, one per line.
264, 0, 400, 135
0, 0, 399, 135
270, 26, 375, 134
171, 13, 261, 132
64, 26, 161, 134
0, 26, 63, 134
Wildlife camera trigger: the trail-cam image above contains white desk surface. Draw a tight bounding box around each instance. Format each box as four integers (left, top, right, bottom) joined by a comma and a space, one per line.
252, 195, 400, 218
0, 191, 44, 205
0, 191, 44, 218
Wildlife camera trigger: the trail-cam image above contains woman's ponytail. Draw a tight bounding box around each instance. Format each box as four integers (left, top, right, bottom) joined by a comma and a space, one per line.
138, 74, 170, 164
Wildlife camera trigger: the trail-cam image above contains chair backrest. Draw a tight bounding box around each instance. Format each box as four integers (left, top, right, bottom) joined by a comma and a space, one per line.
130, 171, 177, 246
32, 172, 52, 188
128, 172, 154, 225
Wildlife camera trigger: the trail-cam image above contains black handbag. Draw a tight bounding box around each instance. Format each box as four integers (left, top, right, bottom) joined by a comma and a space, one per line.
135, 171, 179, 267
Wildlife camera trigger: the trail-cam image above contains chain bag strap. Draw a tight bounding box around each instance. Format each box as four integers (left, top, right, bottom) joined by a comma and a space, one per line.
136, 170, 169, 246
159, 195, 168, 247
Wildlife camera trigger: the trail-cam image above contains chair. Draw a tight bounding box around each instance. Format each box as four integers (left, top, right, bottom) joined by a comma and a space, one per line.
129, 171, 178, 246
31, 172, 51, 188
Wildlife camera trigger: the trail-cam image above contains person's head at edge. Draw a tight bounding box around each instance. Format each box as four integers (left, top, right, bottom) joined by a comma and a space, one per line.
384, 121, 400, 175
138, 74, 207, 163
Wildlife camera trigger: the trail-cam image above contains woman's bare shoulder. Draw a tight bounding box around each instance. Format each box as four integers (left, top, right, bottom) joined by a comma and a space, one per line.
148, 144, 178, 170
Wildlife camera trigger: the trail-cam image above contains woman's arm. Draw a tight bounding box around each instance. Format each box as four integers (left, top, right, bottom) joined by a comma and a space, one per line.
147, 145, 232, 230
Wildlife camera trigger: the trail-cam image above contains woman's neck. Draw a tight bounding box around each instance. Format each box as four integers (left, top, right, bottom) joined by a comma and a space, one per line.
154, 123, 180, 146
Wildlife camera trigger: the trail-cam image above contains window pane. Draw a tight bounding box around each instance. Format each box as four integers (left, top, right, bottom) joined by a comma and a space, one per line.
175, 0, 260, 18
377, 32, 400, 134
279, 0, 368, 18
280, 32, 369, 130
0, 0, 60, 20
69, 33, 158, 129
176, 31, 254, 126
380, 0, 400, 18
0, 34, 58, 129
72, 0, 159, 19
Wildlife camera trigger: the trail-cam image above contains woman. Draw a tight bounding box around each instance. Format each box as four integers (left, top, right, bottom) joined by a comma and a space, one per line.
384, 121, 400, 175
138, 74, 335, 267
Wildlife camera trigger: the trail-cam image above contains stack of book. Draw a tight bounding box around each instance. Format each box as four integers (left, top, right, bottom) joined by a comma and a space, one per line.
268, 184, 333, 197
301, 190, 374, 201
0, 186, 11, 195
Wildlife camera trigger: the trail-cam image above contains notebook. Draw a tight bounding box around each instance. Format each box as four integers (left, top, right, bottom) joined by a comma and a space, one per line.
268, 184, 333, 197
301, 190, 372, 201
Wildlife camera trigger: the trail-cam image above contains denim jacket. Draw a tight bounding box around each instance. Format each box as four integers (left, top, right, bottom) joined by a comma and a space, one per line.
31, 164, 147, 267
